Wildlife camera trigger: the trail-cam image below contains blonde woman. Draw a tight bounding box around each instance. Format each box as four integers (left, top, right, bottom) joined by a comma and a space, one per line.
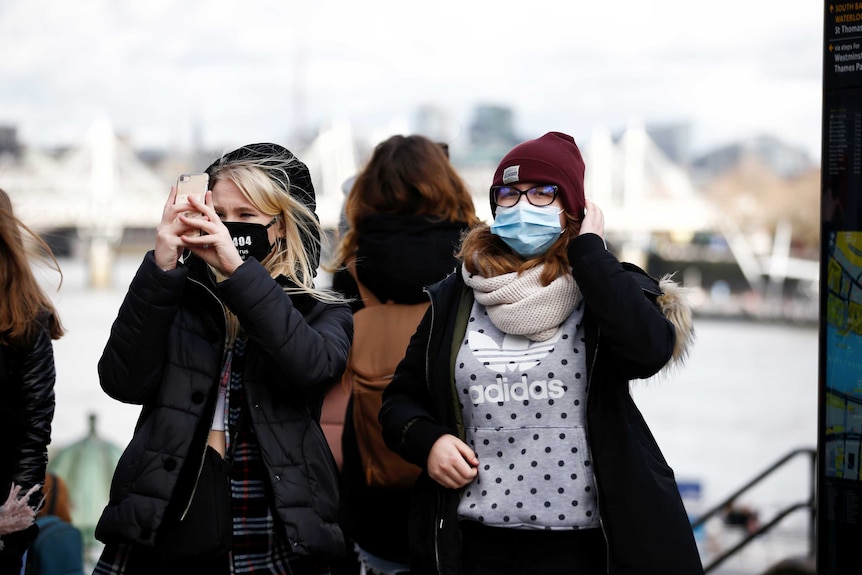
94, 144, 353, 575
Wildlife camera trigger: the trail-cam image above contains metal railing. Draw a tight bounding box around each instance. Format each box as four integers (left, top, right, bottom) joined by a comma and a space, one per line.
691, 447, 817, 573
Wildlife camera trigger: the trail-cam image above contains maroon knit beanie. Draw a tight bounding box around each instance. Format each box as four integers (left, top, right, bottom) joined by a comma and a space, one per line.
490, 131, 586, 217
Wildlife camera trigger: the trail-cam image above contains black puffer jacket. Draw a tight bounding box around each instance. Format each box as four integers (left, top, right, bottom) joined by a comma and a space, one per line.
0, 320, 56, 501
380, 233, 702, 575
94, 252, 353, 559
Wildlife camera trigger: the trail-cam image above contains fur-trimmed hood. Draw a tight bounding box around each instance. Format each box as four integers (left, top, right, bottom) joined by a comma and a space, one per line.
656, 274, 695, 369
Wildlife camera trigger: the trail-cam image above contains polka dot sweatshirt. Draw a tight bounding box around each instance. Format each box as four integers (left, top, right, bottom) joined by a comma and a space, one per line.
455, 300, 600, 531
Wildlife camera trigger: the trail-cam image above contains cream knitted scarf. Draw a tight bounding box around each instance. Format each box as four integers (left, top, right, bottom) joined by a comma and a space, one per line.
461, 264, 581, 342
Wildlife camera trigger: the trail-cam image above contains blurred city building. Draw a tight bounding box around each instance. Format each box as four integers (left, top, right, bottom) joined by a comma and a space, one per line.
644, 122, 693, 167
411, 103, 459, 146
691, 135, 815, 181
0, 104, 819, 322
462, 104, 521, 164
0, 125, 22, 158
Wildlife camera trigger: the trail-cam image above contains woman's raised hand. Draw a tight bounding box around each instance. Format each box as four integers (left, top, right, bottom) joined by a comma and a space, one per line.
154, 189, 244, 276
154, 185, 194, 271
178, 192, 244, 276
578, 199, 605, 239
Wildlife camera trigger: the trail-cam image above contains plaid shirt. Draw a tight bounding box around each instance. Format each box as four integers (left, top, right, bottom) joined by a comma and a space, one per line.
94, 338, 330, 575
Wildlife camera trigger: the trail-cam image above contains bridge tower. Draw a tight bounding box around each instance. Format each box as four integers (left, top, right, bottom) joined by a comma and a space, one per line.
83, 115, 123, 288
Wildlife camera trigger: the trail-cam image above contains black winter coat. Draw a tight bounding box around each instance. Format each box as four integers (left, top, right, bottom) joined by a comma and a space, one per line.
0, 323, 55, 499
94, 252, 353, 560
0, 324, 56, 501
379, 234, 703, 575
0, 319, 56, 564
334, 214, 469, 565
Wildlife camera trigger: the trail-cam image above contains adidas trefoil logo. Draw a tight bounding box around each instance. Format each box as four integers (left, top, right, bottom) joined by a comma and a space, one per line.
469, 329, 562, 373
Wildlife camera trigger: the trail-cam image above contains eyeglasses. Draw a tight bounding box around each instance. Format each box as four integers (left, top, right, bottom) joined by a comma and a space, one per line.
491, 185, 558, 208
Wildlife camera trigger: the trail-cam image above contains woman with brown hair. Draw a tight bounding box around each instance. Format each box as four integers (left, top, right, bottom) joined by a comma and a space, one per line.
331, 135, 478, 311
329, 134, 478, 574
380, 132, 702, 574
0, 188, 64, 573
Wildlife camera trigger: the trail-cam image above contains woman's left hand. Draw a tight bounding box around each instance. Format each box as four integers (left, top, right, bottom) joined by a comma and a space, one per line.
179, 191, 244, 276
426, 434, 479, 489
579, 200, 605, 239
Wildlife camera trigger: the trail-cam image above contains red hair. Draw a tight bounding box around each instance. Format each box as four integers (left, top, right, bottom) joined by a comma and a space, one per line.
38, 473, 73, 523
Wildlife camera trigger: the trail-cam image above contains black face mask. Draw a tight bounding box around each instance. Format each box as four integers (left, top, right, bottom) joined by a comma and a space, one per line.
223, 218, 277, 262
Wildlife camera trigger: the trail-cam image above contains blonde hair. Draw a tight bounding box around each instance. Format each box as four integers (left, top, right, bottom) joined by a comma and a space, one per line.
216, 166, 318, 285
207, 155, 346, 342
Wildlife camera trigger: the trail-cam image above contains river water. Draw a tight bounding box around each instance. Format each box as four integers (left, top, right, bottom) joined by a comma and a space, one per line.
43, 254, 819, 574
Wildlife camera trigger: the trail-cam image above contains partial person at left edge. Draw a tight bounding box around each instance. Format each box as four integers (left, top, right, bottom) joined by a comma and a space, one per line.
92, 143, 353, 575
0, 188, 65, 574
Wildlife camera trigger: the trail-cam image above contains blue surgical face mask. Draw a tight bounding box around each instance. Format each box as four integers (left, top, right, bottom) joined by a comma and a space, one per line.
490, 202, 563, 258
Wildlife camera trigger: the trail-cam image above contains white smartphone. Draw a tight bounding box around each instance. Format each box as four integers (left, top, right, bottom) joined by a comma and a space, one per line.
175, 173, 209, 218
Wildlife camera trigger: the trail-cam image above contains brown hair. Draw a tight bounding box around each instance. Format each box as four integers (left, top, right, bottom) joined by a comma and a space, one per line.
331, 135, 478, 267
458, 212, 582, 286
37, 473, 73, 523
0, 188, 64, 345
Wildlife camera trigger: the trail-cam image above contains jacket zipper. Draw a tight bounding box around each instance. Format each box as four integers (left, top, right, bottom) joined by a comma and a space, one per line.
429, 282, 474, 575
585, 328, 611, 574
180, 445, 209, 520
434, 490, 444, 575
179, 276, 229, 521
424, 288, 436, 397
424, 289, 444, 575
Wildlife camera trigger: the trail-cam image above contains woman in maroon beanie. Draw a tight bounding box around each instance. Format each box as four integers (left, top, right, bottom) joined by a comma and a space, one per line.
380, 132, 703, 574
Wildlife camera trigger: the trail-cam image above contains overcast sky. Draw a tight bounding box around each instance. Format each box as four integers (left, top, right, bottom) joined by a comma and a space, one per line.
0, 0, 824, 160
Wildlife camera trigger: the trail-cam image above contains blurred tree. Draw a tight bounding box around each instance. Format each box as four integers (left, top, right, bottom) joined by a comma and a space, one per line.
704, 157, 820, 256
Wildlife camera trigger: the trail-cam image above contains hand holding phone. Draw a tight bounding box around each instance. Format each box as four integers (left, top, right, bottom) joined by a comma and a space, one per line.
175, 173, 209, 219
